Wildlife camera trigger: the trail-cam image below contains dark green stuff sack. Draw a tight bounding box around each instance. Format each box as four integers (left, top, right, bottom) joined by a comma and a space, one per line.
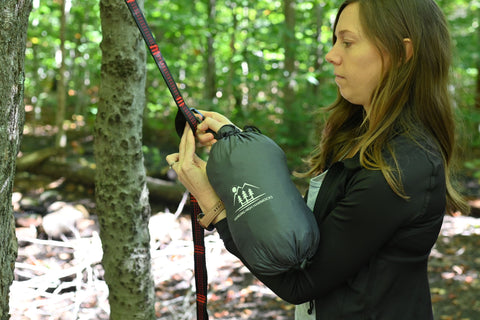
206, 125, 320, 275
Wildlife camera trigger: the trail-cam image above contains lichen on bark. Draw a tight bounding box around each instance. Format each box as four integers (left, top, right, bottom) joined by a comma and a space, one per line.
0, 1, 32, 319
95, 0, 155, 319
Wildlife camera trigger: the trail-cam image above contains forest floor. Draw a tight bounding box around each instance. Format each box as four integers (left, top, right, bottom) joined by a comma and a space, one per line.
9, 172, 480, 320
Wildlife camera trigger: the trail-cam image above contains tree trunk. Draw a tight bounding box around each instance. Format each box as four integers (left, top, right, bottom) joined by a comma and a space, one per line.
96, 0, 155, 319
283, 0, 296, 83
282, 0, 306, 149
205, 0, 217, 101
476, 11, 480, 110
55, 0, 67, 148
226, 1, 238, 111
311, 2, 325, 98
0, 1, 33, 318
475, 60, 480, 109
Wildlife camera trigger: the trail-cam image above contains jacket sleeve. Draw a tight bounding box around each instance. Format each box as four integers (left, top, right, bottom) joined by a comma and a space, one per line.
215, 148, 445, 304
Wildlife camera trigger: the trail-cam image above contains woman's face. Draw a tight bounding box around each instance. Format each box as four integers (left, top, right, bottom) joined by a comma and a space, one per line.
325, 2, 387, 111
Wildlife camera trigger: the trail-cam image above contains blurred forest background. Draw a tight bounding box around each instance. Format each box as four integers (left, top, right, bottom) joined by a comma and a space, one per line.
22, 0, 480, 182
10, 0, 480, 319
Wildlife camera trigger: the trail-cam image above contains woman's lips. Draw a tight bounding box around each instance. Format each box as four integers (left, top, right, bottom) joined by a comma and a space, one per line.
334, 74, 345, 84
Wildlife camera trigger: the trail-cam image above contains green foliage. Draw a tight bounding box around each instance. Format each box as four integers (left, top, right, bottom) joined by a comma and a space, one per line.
24, 0, 480, 172
464, 159, 480, 179
25, 0, 101, 125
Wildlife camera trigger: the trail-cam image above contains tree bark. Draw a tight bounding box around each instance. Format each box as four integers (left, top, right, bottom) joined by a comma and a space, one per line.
0, 1, 32, 318
311, 2, 325, 98
476, 11, 480, 110
55, 0, 68, 148
282, 0, 306, 149
96, 0, 155, 319
205, 0, 217, 101
226, 1, 238, 110
475, 60, 480, 109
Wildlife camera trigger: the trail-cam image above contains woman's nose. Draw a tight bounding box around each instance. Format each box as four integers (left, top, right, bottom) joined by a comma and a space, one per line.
325, 47, 341, 65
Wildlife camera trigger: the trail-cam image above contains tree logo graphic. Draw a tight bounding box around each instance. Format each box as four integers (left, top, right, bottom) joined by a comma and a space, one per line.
231, 183, 273, 221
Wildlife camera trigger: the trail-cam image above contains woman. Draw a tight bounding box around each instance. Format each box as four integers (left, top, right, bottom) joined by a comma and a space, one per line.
166, 0, 468, 318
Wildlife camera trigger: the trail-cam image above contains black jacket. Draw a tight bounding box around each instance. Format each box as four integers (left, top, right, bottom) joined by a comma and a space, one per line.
216, 134, 445, 319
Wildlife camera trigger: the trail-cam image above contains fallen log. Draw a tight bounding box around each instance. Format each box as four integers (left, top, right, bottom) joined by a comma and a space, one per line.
16, 147, 62, 172
16, 150, 185, 205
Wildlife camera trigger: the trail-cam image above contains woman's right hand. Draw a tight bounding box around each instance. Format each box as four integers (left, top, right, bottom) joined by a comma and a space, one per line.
196, 110, 237, 146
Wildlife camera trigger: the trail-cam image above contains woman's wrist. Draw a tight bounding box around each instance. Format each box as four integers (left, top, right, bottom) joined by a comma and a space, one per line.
212, 210, 227, 225
196, 190, 221, 212
197, 199, 226, 229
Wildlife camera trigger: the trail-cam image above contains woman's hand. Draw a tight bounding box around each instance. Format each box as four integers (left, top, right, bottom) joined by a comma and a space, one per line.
195, 110, 236, 146
166, 124, 220, 212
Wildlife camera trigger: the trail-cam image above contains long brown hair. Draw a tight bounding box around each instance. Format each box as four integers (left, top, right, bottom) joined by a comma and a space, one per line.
306, 0, 468, 214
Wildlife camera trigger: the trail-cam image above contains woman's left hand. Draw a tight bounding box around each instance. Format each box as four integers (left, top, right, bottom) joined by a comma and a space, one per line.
166, 124, 220, 211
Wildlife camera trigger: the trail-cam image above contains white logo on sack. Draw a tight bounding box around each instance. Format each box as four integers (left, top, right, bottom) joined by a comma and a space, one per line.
231, 183, 273, 221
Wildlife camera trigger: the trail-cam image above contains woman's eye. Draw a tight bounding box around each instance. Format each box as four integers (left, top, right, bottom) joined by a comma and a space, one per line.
343, 41, 352, 48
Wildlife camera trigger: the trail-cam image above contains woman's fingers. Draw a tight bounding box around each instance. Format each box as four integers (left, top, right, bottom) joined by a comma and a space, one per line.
196, 132, 216, 146
165, 153, 179, 173
195, 111, 235, 145
198, 110, 233, 128
197, 117, 225, 133
165, 122, 220, 211
169, 110, 237, 166
196, 118, 219, 145
183, 124, 197, 167
166, 153, 179, 165
178, 123, 190, 164
197, 110, 232, 124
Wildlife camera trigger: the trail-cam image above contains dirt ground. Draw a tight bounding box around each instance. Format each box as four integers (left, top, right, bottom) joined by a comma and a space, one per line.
9, 175, 480, 320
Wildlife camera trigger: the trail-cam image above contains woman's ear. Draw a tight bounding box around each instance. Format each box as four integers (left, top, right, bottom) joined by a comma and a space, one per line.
403, 38, 413, 62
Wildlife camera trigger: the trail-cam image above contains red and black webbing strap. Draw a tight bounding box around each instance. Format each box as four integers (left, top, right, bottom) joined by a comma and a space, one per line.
124, 0, 199, 130
190, 196, 209, 317
124, 1, 209, 319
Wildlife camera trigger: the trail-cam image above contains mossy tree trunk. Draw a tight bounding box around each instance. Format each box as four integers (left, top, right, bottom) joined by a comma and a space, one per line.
0, 1, 32, 319
95, 0, 155, 319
